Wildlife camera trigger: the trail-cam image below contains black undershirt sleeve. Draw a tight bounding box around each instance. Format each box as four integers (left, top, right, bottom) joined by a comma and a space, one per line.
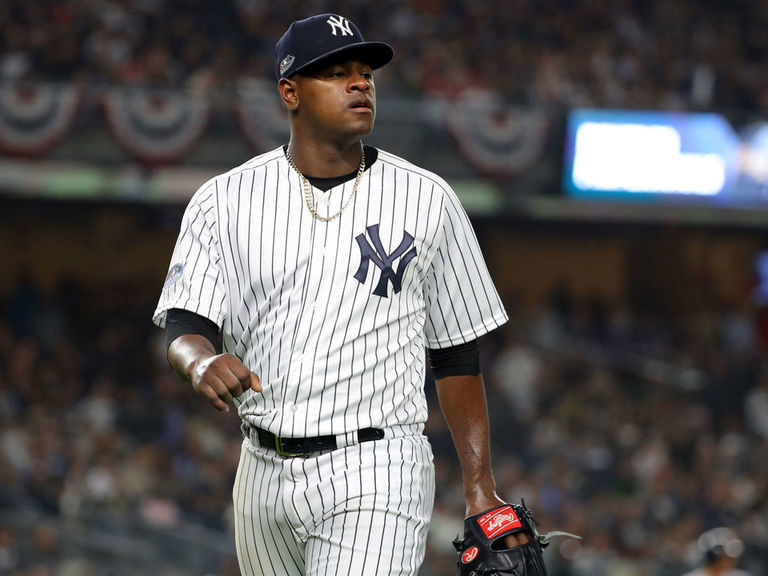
165, 308, 222, 353
165, 308, 478, 377
426, 339, 481, 380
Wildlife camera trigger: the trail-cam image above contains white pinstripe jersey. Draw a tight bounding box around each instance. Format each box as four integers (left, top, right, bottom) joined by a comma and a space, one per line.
153, 146, 507, 438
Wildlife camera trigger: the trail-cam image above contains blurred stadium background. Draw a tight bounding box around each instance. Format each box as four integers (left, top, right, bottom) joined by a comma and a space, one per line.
1, 1, 767, 575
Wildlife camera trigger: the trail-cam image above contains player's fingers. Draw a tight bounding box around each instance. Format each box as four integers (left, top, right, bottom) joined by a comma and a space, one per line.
224, 367, 251, 397
249, 372, 261, 392
502, 532, 530, 548
194, 354, 256, 407
198, 378, 235, 412
225, 360, 259, 395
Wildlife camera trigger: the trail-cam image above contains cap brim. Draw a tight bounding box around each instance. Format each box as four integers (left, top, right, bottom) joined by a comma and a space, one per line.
291, 41, 394, 76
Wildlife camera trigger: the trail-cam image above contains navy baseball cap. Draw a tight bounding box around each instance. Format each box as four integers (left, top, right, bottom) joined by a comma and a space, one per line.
274, 14, 394, 79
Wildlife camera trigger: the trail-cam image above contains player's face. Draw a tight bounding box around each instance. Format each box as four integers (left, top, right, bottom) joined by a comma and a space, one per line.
293, 59, 377, 142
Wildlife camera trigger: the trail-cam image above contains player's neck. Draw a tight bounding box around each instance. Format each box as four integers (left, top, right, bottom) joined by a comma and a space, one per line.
287, 138, 364, 178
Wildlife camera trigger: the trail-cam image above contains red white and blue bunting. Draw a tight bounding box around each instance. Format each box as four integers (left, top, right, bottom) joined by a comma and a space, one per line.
445, 89, 549, 178
234, 79, 290, 154
0, 82, 81, 157
102, 87, 210, 165
0, 82, 551, 180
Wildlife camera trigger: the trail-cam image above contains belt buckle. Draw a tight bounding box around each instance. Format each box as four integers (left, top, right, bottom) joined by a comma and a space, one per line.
274, 435, 303, 458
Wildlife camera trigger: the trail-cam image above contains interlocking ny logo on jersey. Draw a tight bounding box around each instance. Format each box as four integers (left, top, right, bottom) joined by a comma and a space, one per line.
354, 224, 417, 297
327, 15, 353, 36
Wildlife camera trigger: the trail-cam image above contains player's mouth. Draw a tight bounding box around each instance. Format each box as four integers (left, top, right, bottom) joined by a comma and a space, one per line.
349, 98, 373, 113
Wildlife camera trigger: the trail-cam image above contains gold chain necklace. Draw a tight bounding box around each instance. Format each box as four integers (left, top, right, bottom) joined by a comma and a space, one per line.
285, 146, 365, 222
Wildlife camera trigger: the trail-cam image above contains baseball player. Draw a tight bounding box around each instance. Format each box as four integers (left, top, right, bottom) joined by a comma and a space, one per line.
681, 528, 752, 576
154, 13, 537, 576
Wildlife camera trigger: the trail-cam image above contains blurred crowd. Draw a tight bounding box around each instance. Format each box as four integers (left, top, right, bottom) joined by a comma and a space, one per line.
2, 1, 768, 574
426, 290, 768, 575
1, 268, 766, 575
0, 0, 767, 111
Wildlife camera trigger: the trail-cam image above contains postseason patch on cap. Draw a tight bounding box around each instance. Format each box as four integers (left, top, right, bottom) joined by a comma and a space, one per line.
279, 55, 296, 76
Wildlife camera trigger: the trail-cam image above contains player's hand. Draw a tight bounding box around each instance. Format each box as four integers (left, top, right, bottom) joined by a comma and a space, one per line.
502, 527, 531, 547
190, 353, 261, 412
466, 495, 531, 548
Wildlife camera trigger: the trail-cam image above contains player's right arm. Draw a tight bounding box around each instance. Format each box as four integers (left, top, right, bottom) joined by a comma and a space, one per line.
154, 184, 259, 411
168, 335, 261, 412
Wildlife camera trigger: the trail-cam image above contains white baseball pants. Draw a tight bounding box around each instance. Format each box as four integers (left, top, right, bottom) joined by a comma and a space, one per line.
233, 429, 435, 576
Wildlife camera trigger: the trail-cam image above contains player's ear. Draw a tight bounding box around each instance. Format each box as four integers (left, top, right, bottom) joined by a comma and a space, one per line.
278, 78, 299, 112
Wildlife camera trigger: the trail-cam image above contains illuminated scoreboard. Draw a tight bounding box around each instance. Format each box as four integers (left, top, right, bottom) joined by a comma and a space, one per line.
562, 109, 768, 209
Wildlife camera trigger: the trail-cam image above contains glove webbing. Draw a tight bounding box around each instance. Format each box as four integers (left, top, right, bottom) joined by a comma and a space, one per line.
517, 499, 581, 550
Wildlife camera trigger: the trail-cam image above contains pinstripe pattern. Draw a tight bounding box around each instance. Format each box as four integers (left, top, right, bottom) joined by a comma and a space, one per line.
233, 433, 434, 576
154, 146, 507, 437
154, 145, 506, 574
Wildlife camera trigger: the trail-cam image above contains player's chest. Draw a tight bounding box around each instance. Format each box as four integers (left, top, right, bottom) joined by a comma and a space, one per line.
222, 189, 442, 300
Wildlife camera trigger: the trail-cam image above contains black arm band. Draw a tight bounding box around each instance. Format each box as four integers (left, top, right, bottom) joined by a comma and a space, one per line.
165, 308, 222, 353
427, 339, 481, 380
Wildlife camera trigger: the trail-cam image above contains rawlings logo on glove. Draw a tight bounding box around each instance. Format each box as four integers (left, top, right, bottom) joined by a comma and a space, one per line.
479, 506, 523, 539
452, 500, 580, 576
462, 546, 479, 564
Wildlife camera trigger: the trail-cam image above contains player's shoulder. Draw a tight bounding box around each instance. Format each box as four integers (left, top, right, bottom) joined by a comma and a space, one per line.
188, 147, 285, 206
374, 148, 453, 193
220, 146, 286, 180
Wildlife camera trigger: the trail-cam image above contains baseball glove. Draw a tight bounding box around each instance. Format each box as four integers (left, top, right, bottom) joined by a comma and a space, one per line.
452, 500, 580, 576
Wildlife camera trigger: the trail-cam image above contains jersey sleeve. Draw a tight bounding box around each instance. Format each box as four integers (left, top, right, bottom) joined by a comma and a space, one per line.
152, 185, 228, 329
423, 185, 508, 348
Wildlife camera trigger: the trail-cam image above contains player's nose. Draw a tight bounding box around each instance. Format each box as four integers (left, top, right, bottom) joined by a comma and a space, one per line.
348, 71, 371, 91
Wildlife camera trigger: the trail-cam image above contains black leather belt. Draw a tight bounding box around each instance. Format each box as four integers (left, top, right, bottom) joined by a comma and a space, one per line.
254, 426, 384, 457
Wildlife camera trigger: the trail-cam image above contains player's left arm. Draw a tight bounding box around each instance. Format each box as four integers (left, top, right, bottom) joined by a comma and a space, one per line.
435, 372, 529, 547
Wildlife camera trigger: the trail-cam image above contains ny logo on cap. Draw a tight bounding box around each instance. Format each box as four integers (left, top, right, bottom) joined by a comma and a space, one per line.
327, 15, 353, 36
